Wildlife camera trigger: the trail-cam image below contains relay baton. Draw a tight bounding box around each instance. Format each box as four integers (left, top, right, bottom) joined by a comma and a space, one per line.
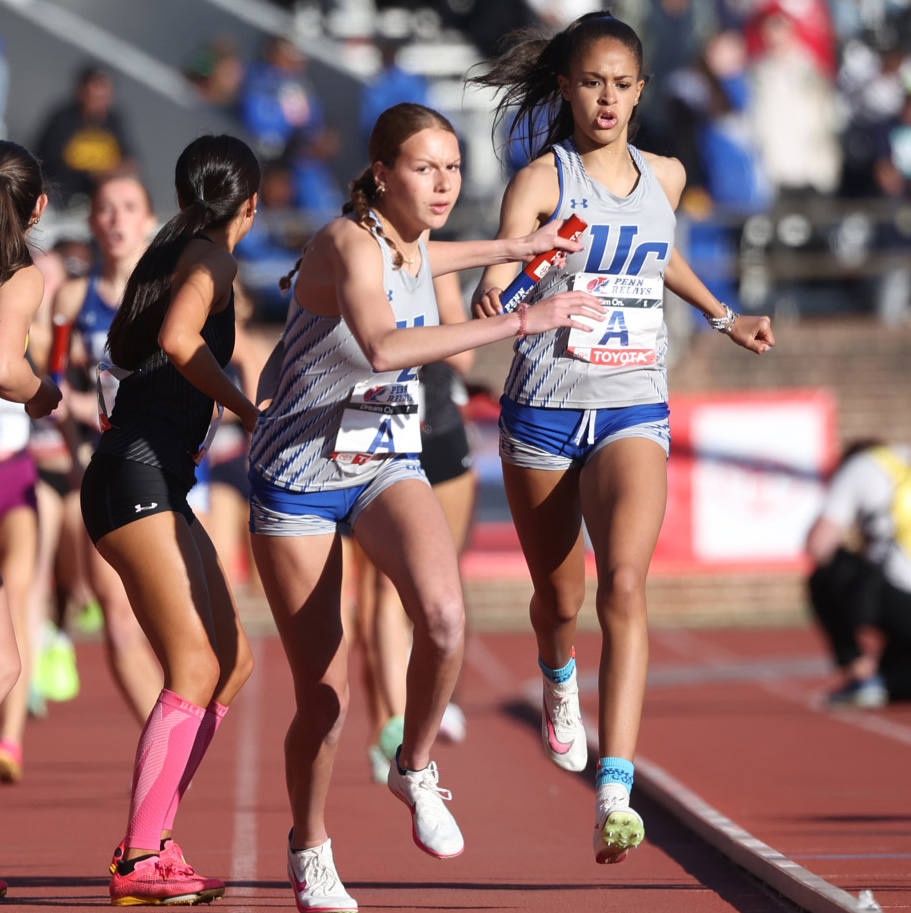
49, 315, 72, 384
499, 214, 588, 313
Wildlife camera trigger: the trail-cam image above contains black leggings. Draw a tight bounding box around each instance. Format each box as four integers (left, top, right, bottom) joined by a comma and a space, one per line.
809, 548, 911, 699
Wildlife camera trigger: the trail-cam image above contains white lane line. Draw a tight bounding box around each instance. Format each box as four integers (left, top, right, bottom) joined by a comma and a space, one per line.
633, 753, 865, 913
473, 632, 870, 912
231, 637, 264, 902
0, 0, 197, 106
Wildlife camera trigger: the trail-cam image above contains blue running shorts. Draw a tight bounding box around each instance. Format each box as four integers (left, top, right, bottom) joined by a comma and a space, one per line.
249, 455, 428, 536
499, 397, 671, 470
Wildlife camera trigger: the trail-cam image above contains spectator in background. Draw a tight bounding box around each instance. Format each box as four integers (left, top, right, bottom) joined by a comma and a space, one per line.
234, 160, 311, 319
746, 0, 842, 200
807, 440, 911, 708
239, 37, 326, 162
34, 67, 136, 209
360, 38, 429, 145
239, 37, 343, 223
663, 29, 772, 317
185, 38, 245, 109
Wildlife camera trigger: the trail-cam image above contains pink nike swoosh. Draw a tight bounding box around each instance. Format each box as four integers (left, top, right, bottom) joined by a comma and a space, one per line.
545, 711, 574, 754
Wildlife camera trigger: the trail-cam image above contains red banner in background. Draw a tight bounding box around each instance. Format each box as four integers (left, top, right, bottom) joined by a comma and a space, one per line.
464, 388, 838, 580
654, 388, 838, 574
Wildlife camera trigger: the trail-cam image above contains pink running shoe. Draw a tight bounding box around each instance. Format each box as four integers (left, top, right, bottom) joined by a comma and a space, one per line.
109, 838, 192, 874
109, 853, 225, 906
0, 737, 22, 784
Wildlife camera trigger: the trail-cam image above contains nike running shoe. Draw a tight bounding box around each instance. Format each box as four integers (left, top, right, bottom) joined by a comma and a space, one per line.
593, 786, 645, 865
0, 737, 22, 783
108, 852, 225, 906
541, 671, 587, 772
287, 836, 357, 912
387, 753, 464, 858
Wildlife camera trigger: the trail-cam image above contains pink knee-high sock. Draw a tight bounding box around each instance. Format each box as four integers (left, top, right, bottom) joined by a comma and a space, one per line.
162, 700, 228, 832
124, 689, 206, 850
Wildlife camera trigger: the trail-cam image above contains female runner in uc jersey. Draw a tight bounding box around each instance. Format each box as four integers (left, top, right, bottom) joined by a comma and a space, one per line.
470, 11, 775, 864
248, 101, 605, 913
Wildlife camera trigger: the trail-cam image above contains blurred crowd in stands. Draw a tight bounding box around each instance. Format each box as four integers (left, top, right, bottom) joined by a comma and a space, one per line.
0, 0, 910, 324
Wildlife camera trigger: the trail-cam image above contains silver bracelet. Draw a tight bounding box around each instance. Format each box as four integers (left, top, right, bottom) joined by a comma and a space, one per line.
704, 304, 738, 334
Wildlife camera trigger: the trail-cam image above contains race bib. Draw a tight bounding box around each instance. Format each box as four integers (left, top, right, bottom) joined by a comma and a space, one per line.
331, 379, 422, 464
566, 272, 664, 368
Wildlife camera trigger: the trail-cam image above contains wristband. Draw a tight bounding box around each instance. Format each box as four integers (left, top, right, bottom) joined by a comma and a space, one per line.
516, 303, 529, 338
705, 304, 738, 334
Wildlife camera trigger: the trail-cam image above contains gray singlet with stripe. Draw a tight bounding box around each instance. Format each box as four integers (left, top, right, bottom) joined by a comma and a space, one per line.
249, 217, 438, 492
503, 140, 676, 409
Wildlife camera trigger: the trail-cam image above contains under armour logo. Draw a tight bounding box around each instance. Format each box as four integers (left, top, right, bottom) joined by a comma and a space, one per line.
387, 289, 393, 302
134, 502, 158, 513
570, 198, 589, 209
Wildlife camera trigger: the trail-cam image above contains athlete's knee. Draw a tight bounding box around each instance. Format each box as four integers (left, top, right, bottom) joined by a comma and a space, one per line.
597, 564, 648, 623
530, 583, 586, 626
414, 590, 464, 657
233, 635, 256, 689
296, 678, 350, 746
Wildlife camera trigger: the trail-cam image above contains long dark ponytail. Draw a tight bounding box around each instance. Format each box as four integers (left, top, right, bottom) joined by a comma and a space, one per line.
108, 134, 260, 369
468, 11, 646, 164
0, 141, 44, 286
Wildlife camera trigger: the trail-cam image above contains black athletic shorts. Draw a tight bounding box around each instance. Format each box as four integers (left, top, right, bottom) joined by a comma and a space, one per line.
81, 452, 196, 544
420, 422, 472, 487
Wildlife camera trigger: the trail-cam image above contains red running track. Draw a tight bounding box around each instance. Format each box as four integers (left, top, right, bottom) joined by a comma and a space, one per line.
0, 628, 805, 912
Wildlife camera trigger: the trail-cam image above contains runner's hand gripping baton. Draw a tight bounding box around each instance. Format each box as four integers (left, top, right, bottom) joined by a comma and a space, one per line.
498, 215, 588, 313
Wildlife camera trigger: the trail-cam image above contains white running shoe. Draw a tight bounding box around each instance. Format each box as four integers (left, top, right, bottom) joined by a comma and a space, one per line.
287, 837, 358, 912
541, 671, 588, 772
438, 703, 467, 743
387, 757, 465, 858
593, 785, 645, 865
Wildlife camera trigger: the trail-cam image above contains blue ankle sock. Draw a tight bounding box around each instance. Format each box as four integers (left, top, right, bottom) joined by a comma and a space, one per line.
596, 756, 634, 791
539, 653, 576, 684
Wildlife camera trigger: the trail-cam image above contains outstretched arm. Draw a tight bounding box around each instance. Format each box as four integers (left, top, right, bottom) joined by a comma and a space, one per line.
330, 220, 603, 372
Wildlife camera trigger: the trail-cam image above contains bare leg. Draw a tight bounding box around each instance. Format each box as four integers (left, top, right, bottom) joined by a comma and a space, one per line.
580, 439, 667, 760
251, 531, 347, 849
87, 536, 162, 724
96, 512, 253, 860
355, 480, 465, 771
0, 507, 38, 751
502, 462, 587, 671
